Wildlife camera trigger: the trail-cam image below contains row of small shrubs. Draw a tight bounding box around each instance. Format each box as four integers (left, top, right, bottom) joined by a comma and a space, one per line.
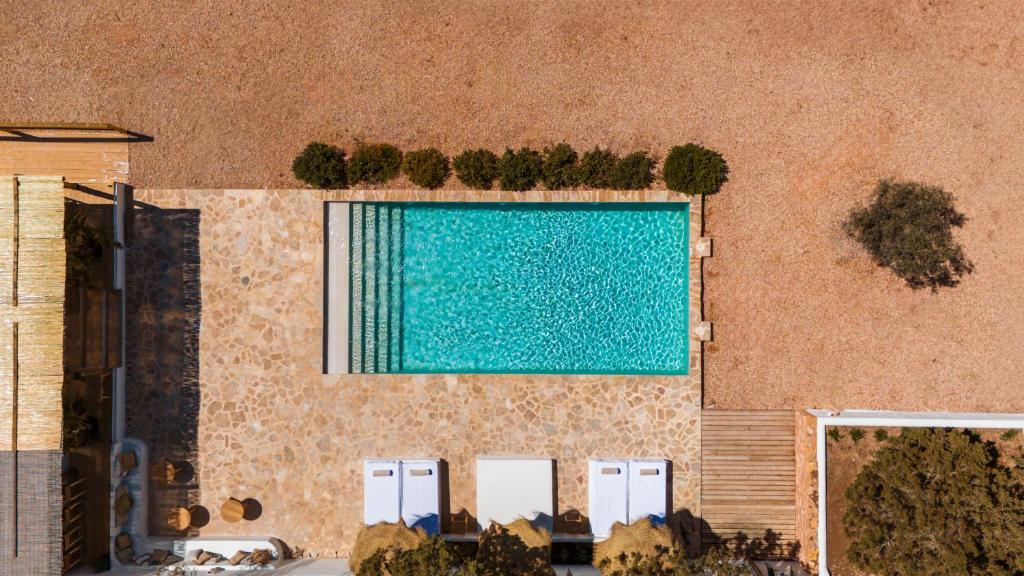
351, 518, 751, 576
292, 142, 728, 194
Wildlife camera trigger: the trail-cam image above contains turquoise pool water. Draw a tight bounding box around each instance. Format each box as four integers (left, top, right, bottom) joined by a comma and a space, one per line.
348, 202, 689, 374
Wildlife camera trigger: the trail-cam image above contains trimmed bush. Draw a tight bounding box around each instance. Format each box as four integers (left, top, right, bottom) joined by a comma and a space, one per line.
453, 148, 499, 190
356, 536, 464, 576
577, 147, 619, 189
401, 148, 450, 189
292, 141, 347, 189
594, 519, 676, 575
611, 151, 656, 190
844, 180, 973, 290
348, 143, 403, 185
349, 522, 426, 573
541, 143, 579, 189
844, 428, 1024, 575
498, 147, 543, 191
473, 518, 553, 576
663, 144, 728, 195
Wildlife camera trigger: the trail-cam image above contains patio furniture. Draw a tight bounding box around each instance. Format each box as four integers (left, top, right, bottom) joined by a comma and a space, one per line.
117, 450, 138, 476
167, 506, 191, 531
364, 459, 441, 533
588, 459, 669, 540
151, 459, 178, 484
476, 457, 554, 532
449, 508, 474, 534
221, 497, 245, 523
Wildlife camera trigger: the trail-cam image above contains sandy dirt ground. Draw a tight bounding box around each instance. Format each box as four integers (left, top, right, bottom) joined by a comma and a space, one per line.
3, 1, 1024, 411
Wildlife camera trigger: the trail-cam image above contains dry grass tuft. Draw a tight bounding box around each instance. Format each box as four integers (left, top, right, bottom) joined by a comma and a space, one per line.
348, 521, 427, 573
593, 519, 677, 574
475, 518, 554, 576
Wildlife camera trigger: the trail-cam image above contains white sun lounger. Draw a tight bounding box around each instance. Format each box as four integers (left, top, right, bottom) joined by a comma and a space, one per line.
588, 459, 629, 540
364, 460, 401, 526
588, 459, 668, 540
628, 459, 668, 525
476, 457, 554, 532
401, 460, 441, 534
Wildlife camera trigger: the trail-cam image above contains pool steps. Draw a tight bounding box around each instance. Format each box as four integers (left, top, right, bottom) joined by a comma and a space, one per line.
349, 203, 403, 373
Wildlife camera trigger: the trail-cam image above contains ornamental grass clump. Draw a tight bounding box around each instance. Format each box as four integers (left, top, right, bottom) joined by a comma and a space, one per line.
401, 147, 450, 189
292, 141, 348, 189
348, 143, 403, 185
541, 143, 579, 189
844, 428, 1024, 576
498, 147, 543, 191
349, 522, 426, 574
453, 148, 499, 190
611, 151, 656, 190
844, 180, 974, 290
577, 147, 619, 189
663, 144, 728, 195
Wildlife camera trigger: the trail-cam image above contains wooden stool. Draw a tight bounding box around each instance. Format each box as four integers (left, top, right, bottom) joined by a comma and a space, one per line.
221, 498, 245, 523
167, 506, 191, 531
151, 460, 179, 484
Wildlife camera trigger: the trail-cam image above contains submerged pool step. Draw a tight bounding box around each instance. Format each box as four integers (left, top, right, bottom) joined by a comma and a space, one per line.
349, 203, 404, 374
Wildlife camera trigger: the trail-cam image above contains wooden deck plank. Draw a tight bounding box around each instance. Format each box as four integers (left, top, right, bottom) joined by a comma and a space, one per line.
700, 410, 797, 558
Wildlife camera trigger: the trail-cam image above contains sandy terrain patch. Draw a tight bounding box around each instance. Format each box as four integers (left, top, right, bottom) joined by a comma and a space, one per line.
3, 1, 1024, 411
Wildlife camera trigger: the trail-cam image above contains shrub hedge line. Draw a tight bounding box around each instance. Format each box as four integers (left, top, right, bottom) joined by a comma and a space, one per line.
293, 141, 727, 194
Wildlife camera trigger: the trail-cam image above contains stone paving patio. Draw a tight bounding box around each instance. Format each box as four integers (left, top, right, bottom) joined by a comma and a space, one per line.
127, 188, 703, 557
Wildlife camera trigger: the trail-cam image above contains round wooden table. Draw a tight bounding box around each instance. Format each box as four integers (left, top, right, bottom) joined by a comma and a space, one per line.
221, 497, 245, 523
167, 506, 191, 531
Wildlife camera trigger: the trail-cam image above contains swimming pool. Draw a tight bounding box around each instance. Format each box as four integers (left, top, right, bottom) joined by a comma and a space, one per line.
343, 202, 689, 375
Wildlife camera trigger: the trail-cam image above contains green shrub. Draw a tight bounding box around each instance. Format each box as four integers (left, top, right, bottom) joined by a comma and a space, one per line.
356, 537, 464, 576
401, 148, 450, 189
292, 141, 348, 189
541, 143, 579, 189
844, 180, 974, 290
347, 143, 403, 185
498, 148, 543, 191
577, 147, 619, 189
453, 149, 499, 190
874, 429, 889, 442
598, 545, 751, 576
663, 144, 728, 195
849, 428, 866, 444
826, 428, 843, 442
844, 428, 1024, 575
1001, 429, 1021, 442
611, 151, 656, 190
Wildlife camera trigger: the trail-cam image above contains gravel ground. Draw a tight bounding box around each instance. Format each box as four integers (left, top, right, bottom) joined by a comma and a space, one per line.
3, 1, 1023, 411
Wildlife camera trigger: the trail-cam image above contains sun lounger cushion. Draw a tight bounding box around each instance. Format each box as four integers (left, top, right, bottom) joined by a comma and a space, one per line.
477, 457, 554, 532
401, 460, 440, 534
364, 460, 401, 526
627, 459, 668, 525
588, 459, 629, 540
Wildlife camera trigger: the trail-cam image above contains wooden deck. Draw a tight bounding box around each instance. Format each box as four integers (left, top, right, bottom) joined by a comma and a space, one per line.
0, 126, 131, 196
700, 410, 798, 558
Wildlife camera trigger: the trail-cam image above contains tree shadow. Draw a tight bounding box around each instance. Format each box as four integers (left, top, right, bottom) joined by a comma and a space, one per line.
475, 525, 554, 576
669, 510, 802, 561
123, 203, 203, 536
